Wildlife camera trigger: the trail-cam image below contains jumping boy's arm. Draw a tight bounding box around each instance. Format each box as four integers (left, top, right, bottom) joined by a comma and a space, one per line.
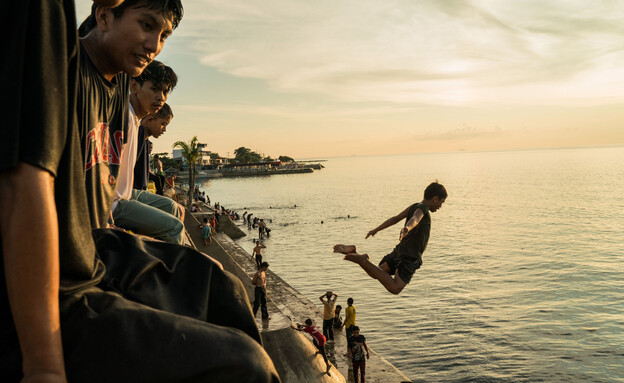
366, 207, 410, 238
0, 164, 66, 382
319, 294, 326, 302
399, 208, 425, 241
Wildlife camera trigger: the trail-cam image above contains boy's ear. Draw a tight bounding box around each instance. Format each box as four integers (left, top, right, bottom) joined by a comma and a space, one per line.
130, 80, 140, 94
95, 6, 113, 32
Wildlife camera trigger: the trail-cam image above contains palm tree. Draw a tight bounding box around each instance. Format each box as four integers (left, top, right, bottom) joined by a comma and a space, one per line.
173, 136, 201, 209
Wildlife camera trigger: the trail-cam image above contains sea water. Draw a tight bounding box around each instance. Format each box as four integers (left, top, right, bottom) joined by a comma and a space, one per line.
197, 147, 624, 382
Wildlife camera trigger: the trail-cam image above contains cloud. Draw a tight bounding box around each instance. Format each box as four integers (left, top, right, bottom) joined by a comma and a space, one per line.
175, 101, 414, 123
175, 0, 624, 106
410, 124, 505, 142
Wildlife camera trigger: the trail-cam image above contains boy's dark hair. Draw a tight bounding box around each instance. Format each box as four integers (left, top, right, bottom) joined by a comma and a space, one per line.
304, 318, 313, 326
424, 182, 447, 200
261, 261, 269, 268
153, 103, 173, 120
203, 218, 208, 223
335, 305, 342, 310
352, 326, 360, 332
79, 0, 184, 37
133, 60, 178, 94
347, 298, 353, 305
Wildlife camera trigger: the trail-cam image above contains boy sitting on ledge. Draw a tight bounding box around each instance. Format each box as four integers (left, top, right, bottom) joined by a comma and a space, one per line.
334, 182, 447, 294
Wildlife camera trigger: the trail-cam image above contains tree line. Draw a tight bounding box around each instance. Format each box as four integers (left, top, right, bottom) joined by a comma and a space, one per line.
155, 143, 295, 172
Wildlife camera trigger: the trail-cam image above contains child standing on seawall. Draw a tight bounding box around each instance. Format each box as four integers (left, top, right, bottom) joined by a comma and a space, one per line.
252, 239, 266, 270
291, 319, 332, 376
200, 217, 212, 245
341, 297, 357, 352
319, 291, 338, 343
347, 326, 370, 383
333, 304, 343, 329
334, 182, 447, 294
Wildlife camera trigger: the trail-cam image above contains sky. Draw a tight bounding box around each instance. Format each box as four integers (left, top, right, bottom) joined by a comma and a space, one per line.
76, 1, 624, 159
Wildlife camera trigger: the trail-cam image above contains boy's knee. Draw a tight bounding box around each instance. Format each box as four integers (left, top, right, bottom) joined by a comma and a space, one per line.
173, 217, 184, 232
161, 218, 184, 244
170, 201, 184, 220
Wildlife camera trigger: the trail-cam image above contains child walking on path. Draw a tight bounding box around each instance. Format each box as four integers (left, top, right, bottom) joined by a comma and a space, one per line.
252, 262, 270, 319
334, 182, 447, 294
200, 217, 212, 246
347, 326, 370, 383
291, 319, 332, 376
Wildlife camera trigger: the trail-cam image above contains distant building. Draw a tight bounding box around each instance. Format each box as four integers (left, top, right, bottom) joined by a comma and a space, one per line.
172, 149, 184, 163
172, 143, 228, 167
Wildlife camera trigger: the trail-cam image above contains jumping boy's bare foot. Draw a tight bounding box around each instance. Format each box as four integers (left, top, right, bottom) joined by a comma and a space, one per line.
344, 252, 369, 264
333, 244, 356, 254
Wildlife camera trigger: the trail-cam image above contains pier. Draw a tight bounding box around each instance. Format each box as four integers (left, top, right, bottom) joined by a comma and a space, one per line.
175, 161, 320, 180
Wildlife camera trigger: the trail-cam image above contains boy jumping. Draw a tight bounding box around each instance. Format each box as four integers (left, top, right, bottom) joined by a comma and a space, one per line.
334, 182, 447, 294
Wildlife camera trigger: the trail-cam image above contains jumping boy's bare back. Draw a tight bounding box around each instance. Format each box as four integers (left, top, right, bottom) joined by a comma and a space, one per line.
334, 182, 447, 294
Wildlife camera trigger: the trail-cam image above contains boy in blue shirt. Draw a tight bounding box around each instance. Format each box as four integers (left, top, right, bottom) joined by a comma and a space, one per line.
201, 217, 213, 245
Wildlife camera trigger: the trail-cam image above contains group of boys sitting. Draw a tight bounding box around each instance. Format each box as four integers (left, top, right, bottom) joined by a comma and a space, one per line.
1, 1, 280, 382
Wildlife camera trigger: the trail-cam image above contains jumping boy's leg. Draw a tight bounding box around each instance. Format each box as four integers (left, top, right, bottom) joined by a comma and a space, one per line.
333, 244, 356, 254
343, 252, 406, 294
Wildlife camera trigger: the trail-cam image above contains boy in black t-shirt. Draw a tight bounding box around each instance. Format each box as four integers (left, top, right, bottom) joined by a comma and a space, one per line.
1, 1, 279, 382
334, 182, 447, 294
1, 2, 93, 381
347, 326, 369, 383
77, 2, 278, 381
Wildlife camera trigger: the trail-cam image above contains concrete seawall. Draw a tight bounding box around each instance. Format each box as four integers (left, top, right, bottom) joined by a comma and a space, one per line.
185, 209, 412, 383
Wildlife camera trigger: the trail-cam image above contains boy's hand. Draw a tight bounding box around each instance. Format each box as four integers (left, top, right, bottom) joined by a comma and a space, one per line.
290, 323, 302, 330
365, 229, 377, 239
399, 227, 408, 241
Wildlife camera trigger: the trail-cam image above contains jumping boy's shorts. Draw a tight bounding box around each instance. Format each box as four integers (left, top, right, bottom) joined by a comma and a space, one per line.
378, 247, 422, 284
